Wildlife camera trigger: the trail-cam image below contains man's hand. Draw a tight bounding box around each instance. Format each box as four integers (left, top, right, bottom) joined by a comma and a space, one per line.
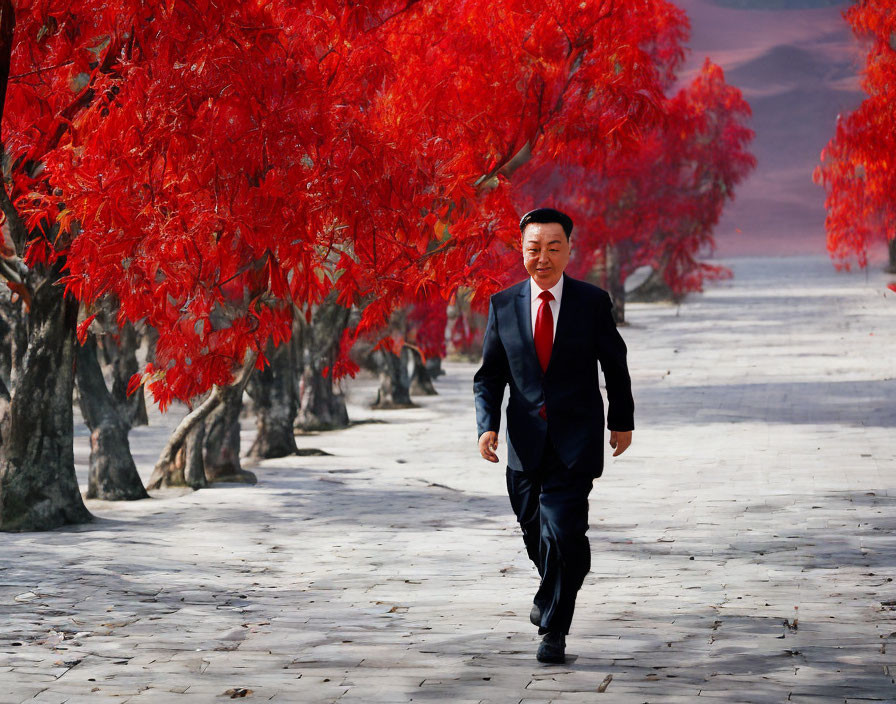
609, 430, 632, 457
479, 431, 499, 463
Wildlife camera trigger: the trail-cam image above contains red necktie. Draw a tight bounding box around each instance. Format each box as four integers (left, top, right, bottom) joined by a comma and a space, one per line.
535, 291, 553, 420
534, 290, 554, 372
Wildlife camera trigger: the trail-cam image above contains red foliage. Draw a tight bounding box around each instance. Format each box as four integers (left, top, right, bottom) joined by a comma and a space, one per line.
406, 291, 448, 360
814, 0, 895, 270
6, 0, 691, 405
515, 59, 755, 296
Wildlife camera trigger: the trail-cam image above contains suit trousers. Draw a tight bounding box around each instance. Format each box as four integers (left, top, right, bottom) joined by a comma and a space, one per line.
506, 437, 594, 635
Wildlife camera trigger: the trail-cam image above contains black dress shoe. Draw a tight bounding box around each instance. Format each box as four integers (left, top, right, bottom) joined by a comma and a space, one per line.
536, 631, 566, 664
529, 603, 542, 627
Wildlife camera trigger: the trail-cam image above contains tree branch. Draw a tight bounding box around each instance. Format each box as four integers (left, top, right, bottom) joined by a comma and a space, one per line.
149, 350, 259, 484
0, 172, 27, 258
8, 59, 74, 81
0, 256, 23, 284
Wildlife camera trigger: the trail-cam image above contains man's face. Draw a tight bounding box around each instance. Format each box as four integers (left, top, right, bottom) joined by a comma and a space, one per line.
522, 222, 571, 290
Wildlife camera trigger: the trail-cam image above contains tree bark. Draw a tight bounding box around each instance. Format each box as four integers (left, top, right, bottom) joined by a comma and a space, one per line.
102, 321, 148, 427
371, 347, 414, 409
627, 256, 675, 303
247, 341, 298, 458
297, 365, 350, 430
183, 419, 207, 489
408, 346, 437, 396
0, 261, 92, 531
144, 326, 159, 366
147, 355, 257, 489
204, 384, 256, 484
9, 295, 26, 386
0, 291, 27, 392
146, 387, 221, 489
886, 237, 896, 274
0, 373, 10, 446
604, 243, 626, 324
295, 299, 351, 431
146, 422, 206, 490
76, 335, 147, 500
425, 355, 445, 379
0, 298, 14, 391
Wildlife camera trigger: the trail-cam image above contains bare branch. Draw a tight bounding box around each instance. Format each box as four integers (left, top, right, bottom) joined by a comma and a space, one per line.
497, 140, 533, 181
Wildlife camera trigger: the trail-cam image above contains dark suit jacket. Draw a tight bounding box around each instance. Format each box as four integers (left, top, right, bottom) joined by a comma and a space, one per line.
473, 273, 634, 478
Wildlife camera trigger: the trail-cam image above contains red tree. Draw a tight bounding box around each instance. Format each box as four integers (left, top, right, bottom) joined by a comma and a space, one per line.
1, 0, 690, 529
51, 0, 691, 403
814, 0, 896, 272
637, 60, 756, 298
515, 59, 755, 319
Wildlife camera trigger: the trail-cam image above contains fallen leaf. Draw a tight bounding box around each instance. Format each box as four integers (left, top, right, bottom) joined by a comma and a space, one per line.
224, 688, 253, 698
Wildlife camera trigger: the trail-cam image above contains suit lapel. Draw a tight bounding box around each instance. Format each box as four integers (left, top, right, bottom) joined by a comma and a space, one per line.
515, 279, 541, 373
546, 274, 576, 374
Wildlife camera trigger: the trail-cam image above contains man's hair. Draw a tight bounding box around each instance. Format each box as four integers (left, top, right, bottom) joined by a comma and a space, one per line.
519, 207, 573, 240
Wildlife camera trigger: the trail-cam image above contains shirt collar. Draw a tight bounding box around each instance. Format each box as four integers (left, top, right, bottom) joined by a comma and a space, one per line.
530, 274, 564, 305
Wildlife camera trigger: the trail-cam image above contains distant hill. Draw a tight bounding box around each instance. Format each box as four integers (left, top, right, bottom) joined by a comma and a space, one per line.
672, 0, 865, 257
724, 44, 857, 87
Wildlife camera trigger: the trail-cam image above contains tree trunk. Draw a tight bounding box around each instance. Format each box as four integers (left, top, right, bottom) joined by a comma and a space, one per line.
76, 336, 147, 501
0, 263, 92, 531
604, 243, 626, 324
103, 321, 148, 427
0, 373, 10, 446
408, 346, 437, 396
183, 419, 208, 489
144, 326, 159, 366
295, 299, 351, 431
147, 356, 257, 490
146, 388, 220, 490
204, 384, 256, 484
149, 424, 212, 490
627, 266, 675, 303
0, 296, 15, 391
425, 355, 445, 379
0, 294, 20, 444
371, 347, 414, 409
887, 237, 896, 274
0, 292, 27, 391
9, 298, 26, 386
297, 366, 349, 431
247, 341, 298, 458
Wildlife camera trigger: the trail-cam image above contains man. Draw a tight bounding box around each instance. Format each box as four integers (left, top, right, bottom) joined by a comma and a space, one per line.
473, 207, 634, 664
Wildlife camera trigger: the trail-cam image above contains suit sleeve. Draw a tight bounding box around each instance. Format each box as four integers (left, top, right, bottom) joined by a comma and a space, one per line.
596, 291, 635, 431
473, 298, 510, 438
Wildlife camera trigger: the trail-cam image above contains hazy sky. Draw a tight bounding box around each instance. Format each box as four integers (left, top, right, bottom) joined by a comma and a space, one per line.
674, 0, 867, 258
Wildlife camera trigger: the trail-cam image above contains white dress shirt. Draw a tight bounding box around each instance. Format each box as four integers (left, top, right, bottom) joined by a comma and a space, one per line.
529, 275, 563, 341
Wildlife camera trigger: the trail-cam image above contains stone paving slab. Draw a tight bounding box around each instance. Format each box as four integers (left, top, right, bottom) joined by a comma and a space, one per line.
2, 255, 896, 703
